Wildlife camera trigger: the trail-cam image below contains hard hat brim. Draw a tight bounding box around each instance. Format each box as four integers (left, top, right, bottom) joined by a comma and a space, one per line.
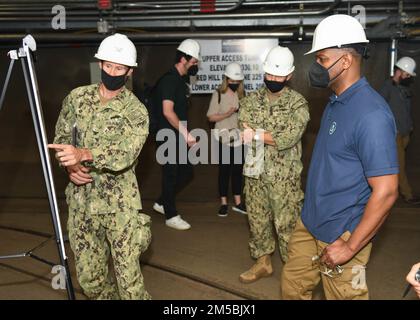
94, 53, 138, 67
263, 64, 295, 77
224, 73, 244, 81
395, 64, 417, 77
181, 51, 201, 61
305, 40, 369, 55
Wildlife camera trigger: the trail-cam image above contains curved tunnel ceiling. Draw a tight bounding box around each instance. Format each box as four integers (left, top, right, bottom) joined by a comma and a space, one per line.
0, 0, 419, 43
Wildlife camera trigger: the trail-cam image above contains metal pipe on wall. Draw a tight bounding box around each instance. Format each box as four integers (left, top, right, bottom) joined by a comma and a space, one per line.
105, 0, 341, 21
118, 1, 239, 9
1, 5, 420, 17
0, 0, 340, 20
3, 9, 416, 19
390, 38, 397, 77
1, 0, 418, 14
1, 0, 420, 22
2, 29, 420, 44
0, 31, 297, 44
0, 0, 241, 12
2, 0, 415, 6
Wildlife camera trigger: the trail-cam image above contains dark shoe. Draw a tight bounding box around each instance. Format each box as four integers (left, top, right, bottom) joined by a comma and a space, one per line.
403, 197, 420, 205
233, 202, 247, 215
218, 205, 228, 217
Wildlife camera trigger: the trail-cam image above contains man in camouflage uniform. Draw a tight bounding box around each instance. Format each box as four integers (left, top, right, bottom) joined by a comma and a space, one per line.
48, 34, 151, 299
238, 46, 310, 283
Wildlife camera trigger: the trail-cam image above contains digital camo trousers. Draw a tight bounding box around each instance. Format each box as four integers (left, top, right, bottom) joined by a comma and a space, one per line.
244, 176, 304, 262
68, 208, 152, 300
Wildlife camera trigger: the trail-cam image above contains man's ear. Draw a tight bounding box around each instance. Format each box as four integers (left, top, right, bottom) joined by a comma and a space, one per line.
98, 61, 103, 69
342, 53, 353, 70
127, 68, 133, 77
286, 73, 293, 82
180, 56, 188, 65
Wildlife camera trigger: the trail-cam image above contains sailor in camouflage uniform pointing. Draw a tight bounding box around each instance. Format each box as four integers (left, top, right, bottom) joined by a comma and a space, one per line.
238, 46, 310, 283
49, 34, 151, 300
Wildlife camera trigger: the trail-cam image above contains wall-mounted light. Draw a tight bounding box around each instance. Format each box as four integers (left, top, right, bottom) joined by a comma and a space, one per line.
98, 0, 112, 10
200, 0, 216, 13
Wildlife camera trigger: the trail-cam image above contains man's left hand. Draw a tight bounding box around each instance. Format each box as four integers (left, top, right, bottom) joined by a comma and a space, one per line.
320, 238, 356, 268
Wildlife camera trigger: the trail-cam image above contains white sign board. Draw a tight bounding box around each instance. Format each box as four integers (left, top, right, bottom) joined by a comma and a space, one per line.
191, 39, 278, 94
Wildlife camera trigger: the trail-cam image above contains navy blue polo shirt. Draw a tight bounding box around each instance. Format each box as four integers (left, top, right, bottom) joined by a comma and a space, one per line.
301, 77, 399, 243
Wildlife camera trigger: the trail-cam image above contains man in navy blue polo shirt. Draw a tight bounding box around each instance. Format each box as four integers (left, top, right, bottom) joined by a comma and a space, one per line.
280, 14, 399, 300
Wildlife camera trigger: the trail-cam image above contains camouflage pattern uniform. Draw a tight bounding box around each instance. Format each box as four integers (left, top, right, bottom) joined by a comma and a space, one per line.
238, 86, 310, 262
53, 84, 151, 300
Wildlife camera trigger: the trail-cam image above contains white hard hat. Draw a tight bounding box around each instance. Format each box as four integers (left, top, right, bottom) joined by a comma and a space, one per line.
305, 14, 369, 55
94, 33, 137, 67
177, 39, 201, 61
224, 62, 244, 80
263, 46, 295, 77
395, 56, 417, 76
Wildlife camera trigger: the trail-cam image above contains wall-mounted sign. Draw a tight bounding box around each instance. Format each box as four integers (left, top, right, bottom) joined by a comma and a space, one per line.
191, 39, 278, 94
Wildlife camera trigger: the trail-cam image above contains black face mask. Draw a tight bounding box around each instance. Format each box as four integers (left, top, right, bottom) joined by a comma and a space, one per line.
188, 64, 199, 76
228, 83, 240, 92
264, 78, 286, 93
400, 77, 414, 87
101, 68, 129, 91
308, 55, 344, 88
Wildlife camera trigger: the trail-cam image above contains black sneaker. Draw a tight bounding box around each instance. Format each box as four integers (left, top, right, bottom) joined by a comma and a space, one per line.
232, 202, 247, 215
218, 205, 228, 217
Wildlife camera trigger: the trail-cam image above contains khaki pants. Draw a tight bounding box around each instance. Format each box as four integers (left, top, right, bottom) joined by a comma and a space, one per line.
280, 218, 372, 300
396, 134, 412, 200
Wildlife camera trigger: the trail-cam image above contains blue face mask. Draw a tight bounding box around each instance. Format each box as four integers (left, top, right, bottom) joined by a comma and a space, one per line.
308, 55, 345, 88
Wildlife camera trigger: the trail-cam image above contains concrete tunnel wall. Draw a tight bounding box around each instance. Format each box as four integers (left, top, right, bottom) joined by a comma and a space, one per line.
0, 42, 419, 202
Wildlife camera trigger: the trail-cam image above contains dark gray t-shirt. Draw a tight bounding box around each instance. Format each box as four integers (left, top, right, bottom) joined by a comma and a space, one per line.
153, 67, 189, 132
379, 79, 413, 136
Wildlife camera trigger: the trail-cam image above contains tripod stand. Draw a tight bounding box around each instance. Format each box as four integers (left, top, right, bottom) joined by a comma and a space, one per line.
0, 35, 75, 300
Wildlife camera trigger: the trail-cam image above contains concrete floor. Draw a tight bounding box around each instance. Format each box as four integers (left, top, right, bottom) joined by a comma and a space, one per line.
0, 198, 419, 300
